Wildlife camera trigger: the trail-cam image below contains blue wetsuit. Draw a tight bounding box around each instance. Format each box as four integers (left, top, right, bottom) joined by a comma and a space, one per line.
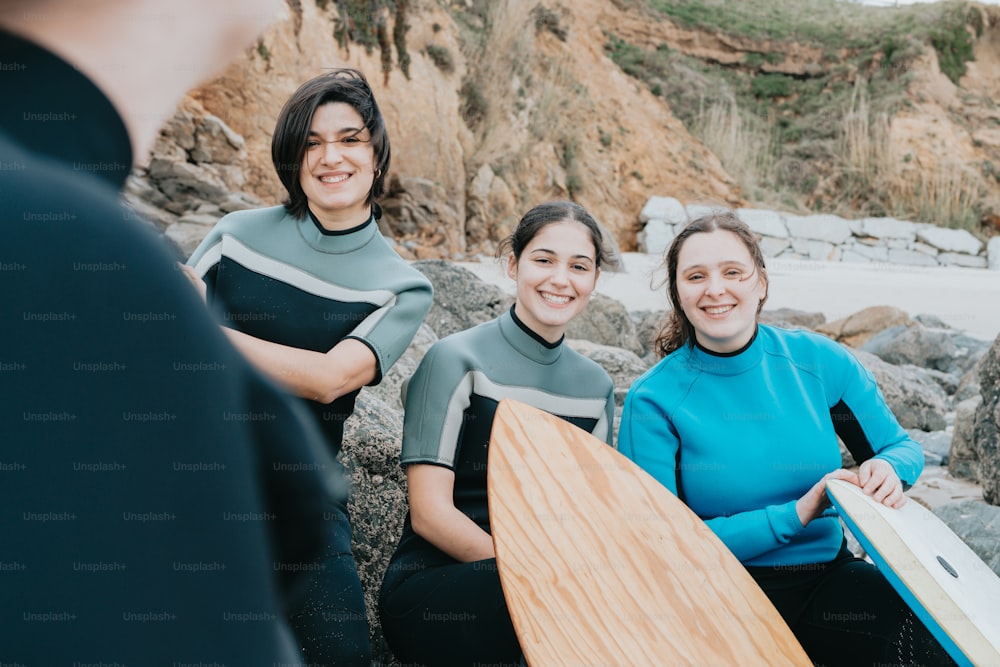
620, 325, 952, 666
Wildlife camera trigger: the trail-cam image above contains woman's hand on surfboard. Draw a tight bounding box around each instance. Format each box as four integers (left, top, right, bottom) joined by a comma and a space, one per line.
797, 469, 858, 526
858, 458, 906, 509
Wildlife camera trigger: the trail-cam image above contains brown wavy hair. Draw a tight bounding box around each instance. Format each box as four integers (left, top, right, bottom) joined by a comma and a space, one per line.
653, 210, 768, 358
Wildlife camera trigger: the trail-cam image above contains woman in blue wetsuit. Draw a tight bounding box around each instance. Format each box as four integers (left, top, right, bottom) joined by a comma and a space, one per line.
379, 201, 617, 667
618, 211, 953, 666
184, 69, 433, 667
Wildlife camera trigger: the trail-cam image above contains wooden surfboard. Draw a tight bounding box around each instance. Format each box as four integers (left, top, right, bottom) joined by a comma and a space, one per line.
487, 399, 811, 666
826, 478, 1000, 667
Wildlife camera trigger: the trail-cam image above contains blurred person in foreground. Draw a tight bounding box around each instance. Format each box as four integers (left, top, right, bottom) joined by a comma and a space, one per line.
0, 1, 346, 664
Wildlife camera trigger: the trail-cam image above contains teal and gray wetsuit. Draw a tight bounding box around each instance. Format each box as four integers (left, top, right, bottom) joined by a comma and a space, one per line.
188, 205, 432, 453
188, 205, 432, 667
379, 306, 614, 667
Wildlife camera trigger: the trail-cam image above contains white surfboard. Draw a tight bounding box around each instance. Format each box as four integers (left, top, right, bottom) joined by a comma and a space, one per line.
826, 478, 1000, 667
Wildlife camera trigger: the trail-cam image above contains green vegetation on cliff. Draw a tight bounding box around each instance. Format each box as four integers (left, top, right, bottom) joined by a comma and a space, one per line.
315, 0, 413, 79
607, 0, 989, 232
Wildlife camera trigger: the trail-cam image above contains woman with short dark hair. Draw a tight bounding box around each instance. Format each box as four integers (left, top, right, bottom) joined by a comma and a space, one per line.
185, 69, 433, 667
271, 69, 391, 221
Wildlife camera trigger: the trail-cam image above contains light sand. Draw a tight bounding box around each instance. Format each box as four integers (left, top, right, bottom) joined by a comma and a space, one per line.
908, 466, 984, 509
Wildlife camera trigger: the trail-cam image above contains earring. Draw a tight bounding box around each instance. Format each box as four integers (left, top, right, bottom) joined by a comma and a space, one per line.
375, 168, 382, 179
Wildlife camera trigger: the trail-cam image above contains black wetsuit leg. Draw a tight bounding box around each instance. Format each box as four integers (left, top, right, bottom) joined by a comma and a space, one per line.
288, 504, 371, 667
748, 546, 955, 667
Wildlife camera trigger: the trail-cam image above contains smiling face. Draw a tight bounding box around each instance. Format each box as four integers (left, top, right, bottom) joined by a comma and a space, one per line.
675, 229, 767, 353
299, 102, 376, 230
506, 220, 600, 343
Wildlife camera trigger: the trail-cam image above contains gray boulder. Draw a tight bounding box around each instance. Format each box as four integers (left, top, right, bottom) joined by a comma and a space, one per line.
956, 362, 983, 403
637, 196, 685, 254
340, 391, 408, 664
631, 309, 667, 362
913, 313, 950, 329
381, 176, 465, 256
133, 105, 269, 258
860, 324, 987, 378
951, 334, 993, 375
915, 226, 983, 255
853, 350, 948, 432
637, 219, 676, 256
815, 306, 912, 348
784, 213, 853, 244
143, 107, 255, 213
736, 208, 788, 238
989, 236, 1000, 270
566, 293, 642, 356
759, 308, 826, 331
860, 216, 917, 242
933, 501, 1000, 577
949, 396, 983, 483
567, 339, 649, 409
907, 367, 961, 397
907, 429, 952, 467
972, 334, 1000, 505
413, 260, 511, 338
640, 195, 688, 224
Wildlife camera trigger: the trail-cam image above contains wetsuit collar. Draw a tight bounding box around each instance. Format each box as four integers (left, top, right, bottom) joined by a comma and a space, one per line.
685, 326, 763, 376
500, 306, 564, 365
297, 210, 378, 254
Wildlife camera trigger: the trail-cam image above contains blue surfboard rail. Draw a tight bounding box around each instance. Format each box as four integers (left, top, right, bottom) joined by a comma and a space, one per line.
827, 494, 972, 667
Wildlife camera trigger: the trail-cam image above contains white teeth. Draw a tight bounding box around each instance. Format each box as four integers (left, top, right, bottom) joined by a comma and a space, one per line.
320, 174, 349, 183
705, 305, 733, 315
541, 293, 571, 305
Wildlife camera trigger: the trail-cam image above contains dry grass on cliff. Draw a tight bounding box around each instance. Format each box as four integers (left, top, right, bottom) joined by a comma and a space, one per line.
835, 78, 983, 231
606, 0, 990, 231
457, 1, 534, 140
677, 54, 985, 230
457, 0, 589, 198
694, 97, 777, 201
892, 163, 983, 232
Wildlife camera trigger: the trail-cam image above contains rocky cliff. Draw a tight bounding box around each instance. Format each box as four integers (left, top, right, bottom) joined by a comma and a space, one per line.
130, 0, 1000, 260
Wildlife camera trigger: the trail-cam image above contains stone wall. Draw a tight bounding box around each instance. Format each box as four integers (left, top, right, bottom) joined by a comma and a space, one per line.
638, 197, 998, 270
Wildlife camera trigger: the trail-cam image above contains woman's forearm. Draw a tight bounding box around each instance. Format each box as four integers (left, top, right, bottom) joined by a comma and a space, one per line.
223, 328, 376, 403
